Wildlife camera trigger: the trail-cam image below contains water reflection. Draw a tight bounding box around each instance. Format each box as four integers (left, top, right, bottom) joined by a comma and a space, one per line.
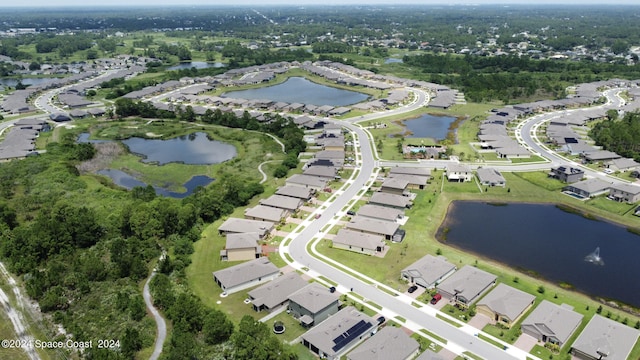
98, 169, 212, 199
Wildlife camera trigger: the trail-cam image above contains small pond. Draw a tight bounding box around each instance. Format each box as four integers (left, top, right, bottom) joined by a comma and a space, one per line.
97, 169, 212, 199
223, 77, 369, 107
439, 201, 640, 306
384, 58, 403, 64
167, 61, 226, 70
121, 132, 237, 165
402, 114, 457, 140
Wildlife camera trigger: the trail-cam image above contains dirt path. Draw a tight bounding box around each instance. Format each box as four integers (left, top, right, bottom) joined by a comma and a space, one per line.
0, 262, 40, 360
143, 271, 167, 360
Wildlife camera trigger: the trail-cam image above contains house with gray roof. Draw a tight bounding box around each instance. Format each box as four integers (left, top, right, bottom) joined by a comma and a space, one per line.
570, 314, 640, 360
220, 232, 261, 262
248, 272, 308, 312
582, 150, 621, 163
301, 306, 376, 360
605, 158, 640, 172
414, 350, 445, 360
332, 229, 386, 256
286, 174, 329, 190
244, 205, 287, 223
476, 283, 535, 328
356, 204, 404, 222
259, 194, 304, 212
563, 178, 611, 198
346, 216, 402, 241
304, 166, 339, 179
212, 257, 280, 294
401, 254, 456, 289
347, 326, 419, 360
288, 282, 340, 327
436, 265, 497, 309
380, 177, 410, 195
496, 146, 531, 159
387, 173, 429, 189
521, 300, 583, 348
549, 166, 584, 183
476, 168, 506, 187
275, 185, 314, 201
218, 218, 274, 239
608, 183, 640, 203
446, 164, 473, 182
369, 192, 412, 209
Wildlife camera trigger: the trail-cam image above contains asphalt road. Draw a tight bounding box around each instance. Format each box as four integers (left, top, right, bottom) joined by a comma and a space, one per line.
143, 271, 167, 360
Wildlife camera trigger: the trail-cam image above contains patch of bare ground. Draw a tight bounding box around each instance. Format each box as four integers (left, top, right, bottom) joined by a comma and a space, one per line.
76, 142, 124, 174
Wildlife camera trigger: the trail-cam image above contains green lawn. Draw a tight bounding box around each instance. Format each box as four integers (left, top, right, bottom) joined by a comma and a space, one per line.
268, 312, 308, 344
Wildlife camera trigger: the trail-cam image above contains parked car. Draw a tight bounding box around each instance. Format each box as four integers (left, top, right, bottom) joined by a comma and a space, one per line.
315, 214, 321, 219
430, 293, 442, 305
407, 285, 418, 293
329, 286, 336, 293
376, 316, 386, 325
347, 210, 356, 216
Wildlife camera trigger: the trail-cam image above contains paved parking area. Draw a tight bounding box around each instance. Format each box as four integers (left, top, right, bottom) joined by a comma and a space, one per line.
468, 313, 491, 330
514, 333, 538, 353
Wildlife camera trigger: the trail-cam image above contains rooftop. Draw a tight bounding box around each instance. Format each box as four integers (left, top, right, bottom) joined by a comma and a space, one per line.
213, 258, 279, 289
289, 282, 340, 314
347, 326, 419, 360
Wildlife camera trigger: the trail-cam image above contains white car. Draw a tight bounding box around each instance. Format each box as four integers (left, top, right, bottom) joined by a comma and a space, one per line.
603, 168, 614, 174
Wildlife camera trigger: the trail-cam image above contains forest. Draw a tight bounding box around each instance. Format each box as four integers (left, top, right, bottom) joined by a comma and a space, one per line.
590, 111, 640, 161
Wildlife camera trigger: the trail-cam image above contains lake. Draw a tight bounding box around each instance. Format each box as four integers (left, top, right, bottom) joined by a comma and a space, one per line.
223, 77, 369, 106
439, 201, 640, 307
97, 169, 212, 199
167, 61, 225, 70
403, 114, 457, 140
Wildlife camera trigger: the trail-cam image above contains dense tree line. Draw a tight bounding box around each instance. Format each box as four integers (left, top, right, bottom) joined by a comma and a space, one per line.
590, 111, 640, 161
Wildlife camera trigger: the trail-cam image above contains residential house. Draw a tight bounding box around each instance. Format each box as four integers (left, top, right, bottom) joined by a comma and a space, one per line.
347, 326, 419, 360
570, 314, 640, 360
332, 229, 386, 256
549, 166, 584, 183
605, 158, 639, 172
582, 150, 621, 163
436, 265, 497, 309
356, 204, 404, 222
346, 216, 402, 241
304, 166, 339, 179
389, 167, 432, 179
414, 350, 445, 360
401, 254, 456, 289
563, 178, 611, 198
288, 282, 340, 327
212, 257, 280, 294
521, 300, 583, 349
301, 306, 376, 360
323, 123, 343, 137
608, 183, 640, 203
275, 185, 314, 201
218, 218, 274, 239
248, 272, 308, 312
322, 138, 345, 151
496, 146, 531, 159
244, 205, 287, 223
387, 173, 428, 189
220, 232, 261, 262
476, 283, 535, 328
380, 178, 410, 195
476, 168, 506, 187
286, 174, 329, 190
259, 194, 304, 212
369, 192, 412, 209
446, 164, 473, 182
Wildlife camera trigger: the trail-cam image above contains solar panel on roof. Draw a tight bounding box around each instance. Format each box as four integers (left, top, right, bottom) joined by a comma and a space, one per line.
331, 320, 371, 353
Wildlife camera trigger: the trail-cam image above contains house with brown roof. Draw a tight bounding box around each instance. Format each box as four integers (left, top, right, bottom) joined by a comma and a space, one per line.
476, 283, 535, 328
212, 257, 280, 294
380, 178, 410, 195
521, 300, 583, 349
332, 229, 386, 256
436, 265, 497, 309
248, 272, 308, 312
220, 232, 262, 262
288, 282, 340, 327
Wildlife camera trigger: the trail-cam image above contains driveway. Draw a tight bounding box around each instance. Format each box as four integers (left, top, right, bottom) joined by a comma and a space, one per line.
468, 313, 491, 331
513, 333, 538, 353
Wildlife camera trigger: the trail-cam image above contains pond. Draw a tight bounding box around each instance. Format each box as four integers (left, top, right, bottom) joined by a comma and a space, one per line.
166, 61, 226, 70
97, 169, 212, 199
439, 201, 640, 307
223, 76, 369, 107
402, 114, 457, 140
384, 58, 403, 64
121, 132, 237, 165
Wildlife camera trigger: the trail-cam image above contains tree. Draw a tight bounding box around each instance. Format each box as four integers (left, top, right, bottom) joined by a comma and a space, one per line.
232, 315, 296, 360
203, 309, 234, 345
128, 295, 146, 321
273, 165, 289, 178
29, 61, 41, 71
606, 109, 619, 121
121, 328, 142, 358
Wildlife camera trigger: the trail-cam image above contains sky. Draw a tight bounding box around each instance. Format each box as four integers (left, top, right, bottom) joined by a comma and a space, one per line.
1, 0, 639, 7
